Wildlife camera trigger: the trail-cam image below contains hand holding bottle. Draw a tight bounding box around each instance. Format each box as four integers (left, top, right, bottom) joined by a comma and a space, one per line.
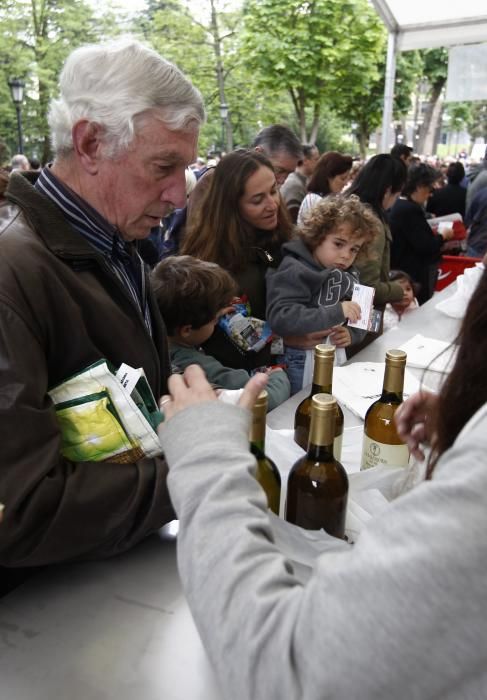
394, 390, 438, 461
341, 300, 361, 323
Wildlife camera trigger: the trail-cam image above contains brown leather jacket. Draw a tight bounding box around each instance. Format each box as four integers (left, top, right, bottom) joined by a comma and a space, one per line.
0, 174, 174, 567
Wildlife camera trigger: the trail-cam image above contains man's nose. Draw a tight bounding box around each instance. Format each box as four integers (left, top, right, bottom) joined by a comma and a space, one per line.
161, 170, 187, 209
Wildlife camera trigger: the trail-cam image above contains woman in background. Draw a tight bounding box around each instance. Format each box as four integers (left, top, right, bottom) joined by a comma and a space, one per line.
390, 163, 454, 305
181, 149, 293, 372
427, 161, 466, 219
297, 151, 353, 224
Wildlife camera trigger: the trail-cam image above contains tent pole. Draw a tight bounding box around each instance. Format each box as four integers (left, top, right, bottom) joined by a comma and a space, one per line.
380, 31, 397, 153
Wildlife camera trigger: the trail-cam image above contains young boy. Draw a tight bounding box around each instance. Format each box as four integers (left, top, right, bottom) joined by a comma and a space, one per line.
266, 195, 380, 394
151, 256, 290, 411
383, 270, 419, 331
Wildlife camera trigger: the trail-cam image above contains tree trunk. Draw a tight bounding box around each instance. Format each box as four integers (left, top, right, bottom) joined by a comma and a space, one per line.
309, 103, 320, 145
358, 130, 368, 159
417, 81, 445, 156
209, 0, 233, 152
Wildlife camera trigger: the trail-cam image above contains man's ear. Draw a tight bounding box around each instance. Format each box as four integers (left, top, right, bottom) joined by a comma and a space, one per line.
71, 120, 104, 175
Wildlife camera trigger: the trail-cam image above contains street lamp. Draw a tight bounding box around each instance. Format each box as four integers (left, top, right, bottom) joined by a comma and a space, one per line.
219, 102, 228, 154
8, 77, 25, 154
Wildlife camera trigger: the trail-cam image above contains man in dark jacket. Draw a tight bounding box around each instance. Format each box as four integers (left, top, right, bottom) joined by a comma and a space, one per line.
0, 38, 204, 571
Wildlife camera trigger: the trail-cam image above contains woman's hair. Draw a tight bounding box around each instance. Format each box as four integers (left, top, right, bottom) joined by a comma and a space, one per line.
298, 194, 381, 252
181, 149, 292, 272
151, 255, 237, 334
347, 154, 407, 220
427, 268, 487, 477
402, 163, 438, 198
307, 151, 353, 196
446, 161, 465, 185
49, 37, 205, 159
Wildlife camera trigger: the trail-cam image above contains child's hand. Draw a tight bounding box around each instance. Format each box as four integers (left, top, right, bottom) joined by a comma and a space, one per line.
341, 301, 361, 323
329, 326, 352, 347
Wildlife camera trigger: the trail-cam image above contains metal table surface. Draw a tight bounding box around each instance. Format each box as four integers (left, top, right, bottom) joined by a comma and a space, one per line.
0, 283, 462, 700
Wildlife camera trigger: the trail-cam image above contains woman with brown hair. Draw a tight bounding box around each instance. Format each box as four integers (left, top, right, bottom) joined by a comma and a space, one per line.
181, 149, 293, 371
297, 151, 353, 224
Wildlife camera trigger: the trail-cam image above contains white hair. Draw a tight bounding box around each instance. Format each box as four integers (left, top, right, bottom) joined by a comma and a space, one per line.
49, 37, 205, 159
10, 154, 30, 171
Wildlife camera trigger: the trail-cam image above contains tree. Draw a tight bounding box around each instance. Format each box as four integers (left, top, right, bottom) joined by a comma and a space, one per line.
0, 0, 114, 164
416, 48, 448, 156
241, 0, 386, 144
136, 0, 246, 154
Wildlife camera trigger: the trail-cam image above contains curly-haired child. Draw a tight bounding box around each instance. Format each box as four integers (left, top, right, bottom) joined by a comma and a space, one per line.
266, 195, 380, 393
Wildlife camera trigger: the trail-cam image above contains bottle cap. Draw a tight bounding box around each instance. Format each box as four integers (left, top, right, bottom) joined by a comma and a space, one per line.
385, 349, 407, 366
315, 344, 335, 358
309, 393, 336, 446
253, 389, 268, 409
311, 393, 336, 412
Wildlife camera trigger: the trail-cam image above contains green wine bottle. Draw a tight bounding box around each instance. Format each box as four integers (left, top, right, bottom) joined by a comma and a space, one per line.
250, 390, 281, 515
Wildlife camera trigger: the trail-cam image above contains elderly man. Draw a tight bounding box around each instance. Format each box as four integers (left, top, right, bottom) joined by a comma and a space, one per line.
0, 38, 204, 569
9, 154, 30, 172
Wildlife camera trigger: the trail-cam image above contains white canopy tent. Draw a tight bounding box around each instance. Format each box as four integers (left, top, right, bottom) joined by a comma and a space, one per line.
370, 0, 487, 151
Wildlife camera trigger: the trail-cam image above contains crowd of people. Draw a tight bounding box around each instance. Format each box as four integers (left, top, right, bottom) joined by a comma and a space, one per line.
1, 36, 486, 697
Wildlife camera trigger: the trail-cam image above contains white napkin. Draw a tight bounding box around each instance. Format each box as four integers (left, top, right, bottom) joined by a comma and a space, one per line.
436, 262, 484, 318
331, 363, 420, 420
398, 334, 457, 373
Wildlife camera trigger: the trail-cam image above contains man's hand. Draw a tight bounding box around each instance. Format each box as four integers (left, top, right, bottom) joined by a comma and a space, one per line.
394, 390, 438, 461
159, 365, 268, 421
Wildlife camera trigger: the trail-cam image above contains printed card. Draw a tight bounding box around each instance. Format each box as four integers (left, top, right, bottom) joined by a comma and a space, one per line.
348, 283, 375, 331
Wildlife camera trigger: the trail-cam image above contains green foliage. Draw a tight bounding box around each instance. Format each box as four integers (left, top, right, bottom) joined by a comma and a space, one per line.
0, 0, 117, 164
420, 47, 448, 89
240, 0, 386, 144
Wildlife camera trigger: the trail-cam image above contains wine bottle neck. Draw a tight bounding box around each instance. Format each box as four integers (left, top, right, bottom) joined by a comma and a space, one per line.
250, 439, 265, 456
382, 362, 405, 398
250, 407, 266, 451
306, 442, 335, 462
310, 381, 332, 396
380, 389, 403, 402
310, 356, 334, 396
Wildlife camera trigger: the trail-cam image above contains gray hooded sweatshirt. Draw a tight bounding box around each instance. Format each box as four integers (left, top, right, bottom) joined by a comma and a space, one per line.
266, 239, 366, 344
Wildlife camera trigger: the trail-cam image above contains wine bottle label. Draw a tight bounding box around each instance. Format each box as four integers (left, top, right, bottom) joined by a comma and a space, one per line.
361, 435, 409, 470
333, 433, 343, 461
